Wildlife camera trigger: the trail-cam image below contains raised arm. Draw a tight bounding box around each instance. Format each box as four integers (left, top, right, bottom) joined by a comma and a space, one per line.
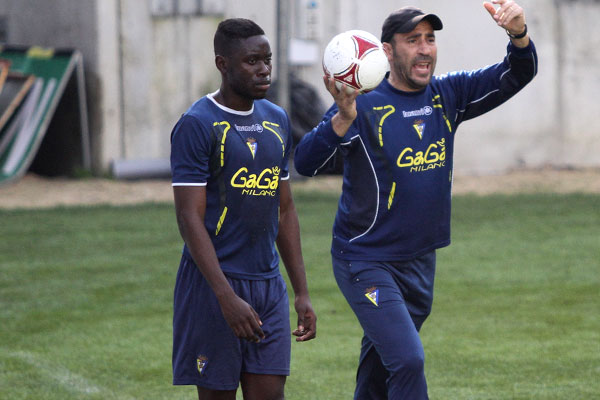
483, 0, 529, 48
325, 76, 360, 137
446, 0, 537, 126
294, 77, 359, 176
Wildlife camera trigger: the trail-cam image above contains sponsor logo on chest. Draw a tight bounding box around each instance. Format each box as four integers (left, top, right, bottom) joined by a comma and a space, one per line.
235, 123, 264, 133
230, 166, 280, 196
402, 106, 433, 118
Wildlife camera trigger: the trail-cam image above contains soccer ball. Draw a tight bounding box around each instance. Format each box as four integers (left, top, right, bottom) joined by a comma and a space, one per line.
322, 30, 389, 94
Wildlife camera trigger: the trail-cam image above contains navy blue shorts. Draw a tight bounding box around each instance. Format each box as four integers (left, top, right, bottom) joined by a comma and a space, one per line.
332, 252, 436, 400
172, 255, 291, 389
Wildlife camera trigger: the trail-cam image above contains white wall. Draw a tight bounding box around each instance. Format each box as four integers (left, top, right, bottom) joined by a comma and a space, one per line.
557, 0, 600, 167
95, 0, 121, 171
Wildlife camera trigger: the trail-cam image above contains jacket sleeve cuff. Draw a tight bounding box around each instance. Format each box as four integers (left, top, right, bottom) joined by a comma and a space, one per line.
508, 39, 535, 57
318, 119, 345, 148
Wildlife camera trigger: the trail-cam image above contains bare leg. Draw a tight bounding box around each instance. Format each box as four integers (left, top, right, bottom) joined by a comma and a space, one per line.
240, 373, 286, 400
197, 386, 237, 400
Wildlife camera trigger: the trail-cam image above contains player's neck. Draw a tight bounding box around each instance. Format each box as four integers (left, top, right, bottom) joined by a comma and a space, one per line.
213, 88, 254, 112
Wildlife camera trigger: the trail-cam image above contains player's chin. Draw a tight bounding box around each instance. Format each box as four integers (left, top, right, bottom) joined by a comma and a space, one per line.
253, 84, 271, 99
251, 90, 269, 100
410, 75, 432, 90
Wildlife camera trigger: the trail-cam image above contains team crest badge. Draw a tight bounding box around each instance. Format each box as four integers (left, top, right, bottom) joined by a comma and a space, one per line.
413, 119, 425, 140
246, 137, 257, 158
365, 286, 379, 307
197, 355, 208, 375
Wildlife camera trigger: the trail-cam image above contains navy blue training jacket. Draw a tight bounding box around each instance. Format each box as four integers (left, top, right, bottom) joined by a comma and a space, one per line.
294, 41, 538, 261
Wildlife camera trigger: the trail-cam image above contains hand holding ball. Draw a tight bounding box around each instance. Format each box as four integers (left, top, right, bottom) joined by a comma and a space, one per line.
322, 30, 389, 94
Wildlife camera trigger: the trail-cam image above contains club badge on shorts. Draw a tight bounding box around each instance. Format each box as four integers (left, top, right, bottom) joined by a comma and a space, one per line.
197, 355, 208, 375
365, 286, 379, 307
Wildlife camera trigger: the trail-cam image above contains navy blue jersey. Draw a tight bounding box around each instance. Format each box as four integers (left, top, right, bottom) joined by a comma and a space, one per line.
171, 93, 292, 279
295, 41, 537, 261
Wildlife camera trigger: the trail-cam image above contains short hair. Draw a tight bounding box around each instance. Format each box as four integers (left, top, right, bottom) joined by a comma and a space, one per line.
214, 18, 265, 56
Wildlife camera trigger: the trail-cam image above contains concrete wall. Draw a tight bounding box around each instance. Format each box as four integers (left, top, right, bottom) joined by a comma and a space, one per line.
100, 0, 223, 169
556, 0, 600, 168
94, 0, 121, 173
1, 0, 599, 175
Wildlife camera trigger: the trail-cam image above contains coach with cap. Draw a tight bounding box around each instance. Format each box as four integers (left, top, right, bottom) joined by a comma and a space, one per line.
295, 0, 536, 398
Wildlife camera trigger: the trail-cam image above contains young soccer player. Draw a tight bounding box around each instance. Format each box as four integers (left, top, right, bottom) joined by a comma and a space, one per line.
170, 18, 316, 400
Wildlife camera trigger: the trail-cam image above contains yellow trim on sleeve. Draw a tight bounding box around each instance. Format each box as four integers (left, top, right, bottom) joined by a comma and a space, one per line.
262, 121, 285, 157
213, 121, 231, 167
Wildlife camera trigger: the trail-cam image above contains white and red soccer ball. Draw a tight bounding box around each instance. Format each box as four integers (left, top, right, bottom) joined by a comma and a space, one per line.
322, 30, 389, 94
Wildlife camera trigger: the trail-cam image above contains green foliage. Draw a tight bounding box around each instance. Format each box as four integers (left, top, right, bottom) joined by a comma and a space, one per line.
0, 193, 598, 399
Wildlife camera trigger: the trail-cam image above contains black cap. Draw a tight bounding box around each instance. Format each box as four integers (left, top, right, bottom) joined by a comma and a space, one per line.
381, 7, 443, 43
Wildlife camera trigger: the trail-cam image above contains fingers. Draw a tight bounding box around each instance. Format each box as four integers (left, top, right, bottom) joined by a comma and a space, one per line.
323, 74, 340, 96
293, 327, 316, 342
483, 0, 525, 32
293, 325, 316, 342
292, 311, 317, 342
238, 321, 264, 343
292, 316, 305, 338
497, 2, 523, 27
323, 75, 359, 98
322, 74, 332, 91
246, 308, 265, 342
323, 74, 359, 128
229, 305, 265, 343
483, 2, 497, 18
323, 74, 334, 86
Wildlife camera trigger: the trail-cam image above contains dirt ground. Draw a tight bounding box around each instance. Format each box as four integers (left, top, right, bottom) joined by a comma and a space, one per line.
0, 167, 599, 210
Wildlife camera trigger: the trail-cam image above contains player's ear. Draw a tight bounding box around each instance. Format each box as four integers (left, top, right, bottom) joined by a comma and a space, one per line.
215, 54, 227, 74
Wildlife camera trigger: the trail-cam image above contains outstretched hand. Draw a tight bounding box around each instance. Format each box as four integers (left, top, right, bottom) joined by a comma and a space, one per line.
483, 0, 526, 36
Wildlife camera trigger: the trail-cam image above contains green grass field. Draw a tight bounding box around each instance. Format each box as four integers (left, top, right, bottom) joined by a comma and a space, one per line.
1, 191, 598, 399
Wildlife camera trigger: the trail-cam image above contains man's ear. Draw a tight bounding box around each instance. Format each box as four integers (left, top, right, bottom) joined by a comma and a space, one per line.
215, 55, 227, 74
383, 42, 393, 62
